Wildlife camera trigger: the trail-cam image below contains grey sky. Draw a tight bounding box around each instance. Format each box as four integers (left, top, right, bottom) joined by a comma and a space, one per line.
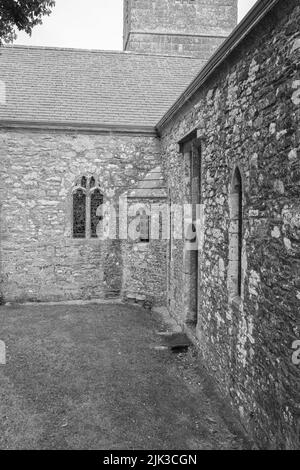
14, 0, 258, 50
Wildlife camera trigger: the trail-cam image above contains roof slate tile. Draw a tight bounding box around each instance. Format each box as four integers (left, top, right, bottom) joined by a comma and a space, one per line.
0, 46, 204, 128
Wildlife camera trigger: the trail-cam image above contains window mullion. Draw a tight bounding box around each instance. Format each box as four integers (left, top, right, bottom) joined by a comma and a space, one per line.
86, 192, 91, 239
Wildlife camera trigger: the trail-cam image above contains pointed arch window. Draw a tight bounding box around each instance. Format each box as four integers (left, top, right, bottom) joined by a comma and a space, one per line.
228, 167, 243, 299
72, 176, 103, 239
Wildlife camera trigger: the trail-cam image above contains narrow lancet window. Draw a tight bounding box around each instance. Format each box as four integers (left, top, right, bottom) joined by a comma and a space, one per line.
228, 167, 243, 299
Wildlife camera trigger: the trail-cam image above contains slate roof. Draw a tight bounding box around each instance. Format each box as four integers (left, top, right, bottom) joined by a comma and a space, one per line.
0, 46, 203, 129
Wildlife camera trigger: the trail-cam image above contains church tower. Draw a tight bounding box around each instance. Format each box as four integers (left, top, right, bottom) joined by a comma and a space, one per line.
123, 0, 238, 60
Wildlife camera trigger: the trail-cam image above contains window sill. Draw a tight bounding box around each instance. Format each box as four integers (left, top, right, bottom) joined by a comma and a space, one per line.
70, 237, 104, 244
135, 242, 150, 251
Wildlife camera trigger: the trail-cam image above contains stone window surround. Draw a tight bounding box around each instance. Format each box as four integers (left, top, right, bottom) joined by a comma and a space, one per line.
228, 166, 244, 307
178, 129, 203, 244
71, 175, 104, 240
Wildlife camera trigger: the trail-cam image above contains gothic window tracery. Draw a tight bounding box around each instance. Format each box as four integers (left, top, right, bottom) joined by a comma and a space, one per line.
72, 176, 103, 239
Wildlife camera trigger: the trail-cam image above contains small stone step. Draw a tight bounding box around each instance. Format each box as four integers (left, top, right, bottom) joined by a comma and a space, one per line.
159, 332, 192, 352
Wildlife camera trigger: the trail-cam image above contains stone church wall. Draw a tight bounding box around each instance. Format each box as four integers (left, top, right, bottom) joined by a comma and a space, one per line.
0, 129, 166, 304
160, 0, 300, 449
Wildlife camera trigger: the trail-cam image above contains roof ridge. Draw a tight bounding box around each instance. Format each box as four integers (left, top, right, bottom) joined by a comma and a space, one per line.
2, 44, 199, 60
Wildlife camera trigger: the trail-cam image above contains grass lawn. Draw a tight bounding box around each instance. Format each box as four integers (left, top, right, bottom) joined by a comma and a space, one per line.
0, 302, 249, 450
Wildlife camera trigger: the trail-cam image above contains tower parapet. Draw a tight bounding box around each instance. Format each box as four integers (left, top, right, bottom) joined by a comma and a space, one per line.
123, 0, 238, 59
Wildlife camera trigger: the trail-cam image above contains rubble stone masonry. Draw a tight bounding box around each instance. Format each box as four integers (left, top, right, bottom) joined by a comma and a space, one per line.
160, 0, 300, 449
0, 130, 166, 305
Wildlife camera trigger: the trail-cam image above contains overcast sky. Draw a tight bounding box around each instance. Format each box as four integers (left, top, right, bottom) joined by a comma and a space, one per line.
14, 0, 258, 50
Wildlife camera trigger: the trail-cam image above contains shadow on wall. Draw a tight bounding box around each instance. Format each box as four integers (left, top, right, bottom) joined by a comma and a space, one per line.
104, 239, 123, 299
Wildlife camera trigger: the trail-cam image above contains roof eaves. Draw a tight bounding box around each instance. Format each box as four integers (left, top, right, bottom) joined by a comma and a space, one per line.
155, 0, 281, 134
0, 119, 158, 136
2, 44, 199, 60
